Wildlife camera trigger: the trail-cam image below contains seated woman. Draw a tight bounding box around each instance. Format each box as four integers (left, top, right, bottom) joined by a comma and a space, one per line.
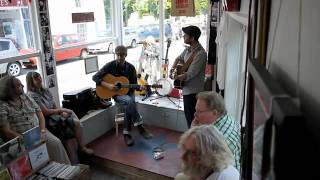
26, 72, 93, 156
0, 76, 70, 164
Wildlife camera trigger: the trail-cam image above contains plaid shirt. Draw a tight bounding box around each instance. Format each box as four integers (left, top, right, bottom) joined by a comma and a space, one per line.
213, 113, 241, 170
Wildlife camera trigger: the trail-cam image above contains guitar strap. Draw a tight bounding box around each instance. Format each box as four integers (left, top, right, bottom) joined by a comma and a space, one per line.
181, 50, 198, 73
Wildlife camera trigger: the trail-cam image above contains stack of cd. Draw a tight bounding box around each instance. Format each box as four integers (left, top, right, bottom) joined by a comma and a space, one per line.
28, 162, 80, 180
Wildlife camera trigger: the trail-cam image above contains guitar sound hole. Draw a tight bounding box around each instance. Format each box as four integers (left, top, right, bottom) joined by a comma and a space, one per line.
115, 82, 122, 89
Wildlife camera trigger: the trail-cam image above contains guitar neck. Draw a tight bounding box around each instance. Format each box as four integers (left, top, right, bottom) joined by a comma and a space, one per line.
120, 84, 160, 89
121, 84, 140, 89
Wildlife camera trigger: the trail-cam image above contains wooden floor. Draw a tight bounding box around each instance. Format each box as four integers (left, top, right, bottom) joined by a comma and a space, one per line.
87, 125, 183, 179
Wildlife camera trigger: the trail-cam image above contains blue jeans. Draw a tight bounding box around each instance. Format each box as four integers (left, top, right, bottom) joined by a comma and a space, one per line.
113, 95, 143, 134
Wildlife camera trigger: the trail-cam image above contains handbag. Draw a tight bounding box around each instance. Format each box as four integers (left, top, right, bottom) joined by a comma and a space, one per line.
46, 115, 76, 141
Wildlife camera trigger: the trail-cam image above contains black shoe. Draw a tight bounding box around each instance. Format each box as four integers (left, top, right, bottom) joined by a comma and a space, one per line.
138, 126, 153, 139
124, 134, 134, 146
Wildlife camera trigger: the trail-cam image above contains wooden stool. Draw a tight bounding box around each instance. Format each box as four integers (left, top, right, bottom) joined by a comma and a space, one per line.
114, 103, 125, 136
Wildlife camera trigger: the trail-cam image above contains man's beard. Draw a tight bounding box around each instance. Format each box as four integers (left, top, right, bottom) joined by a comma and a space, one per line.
16, 90, 24, 96
182, 159, 211, 178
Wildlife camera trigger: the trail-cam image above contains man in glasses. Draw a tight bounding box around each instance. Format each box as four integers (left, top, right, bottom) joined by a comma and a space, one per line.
93, 45, 152, 146
192, 91, 241, 170
175, 125, 239, 180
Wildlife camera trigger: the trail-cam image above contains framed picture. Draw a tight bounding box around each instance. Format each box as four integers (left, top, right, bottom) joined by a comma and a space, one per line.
84, 56, 99, 74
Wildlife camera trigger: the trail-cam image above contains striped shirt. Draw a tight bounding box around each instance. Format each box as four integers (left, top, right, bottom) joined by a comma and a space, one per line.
213, 113, 241, 170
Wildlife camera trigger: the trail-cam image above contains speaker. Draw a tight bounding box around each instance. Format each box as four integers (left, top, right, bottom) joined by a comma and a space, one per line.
62, 87, 94, 119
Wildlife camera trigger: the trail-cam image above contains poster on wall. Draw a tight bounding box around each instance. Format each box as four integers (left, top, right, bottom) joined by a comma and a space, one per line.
39, 0, 48, 12
38, 0, 56, 79
47, 75, 56, 88
45, 61, 54, 75
171, 0, 195, 16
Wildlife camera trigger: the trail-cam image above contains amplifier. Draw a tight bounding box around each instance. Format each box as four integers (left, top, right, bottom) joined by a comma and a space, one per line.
62, 87, 94, 119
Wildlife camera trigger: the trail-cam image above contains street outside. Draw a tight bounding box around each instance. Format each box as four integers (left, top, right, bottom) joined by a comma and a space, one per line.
17, 36, 207, 104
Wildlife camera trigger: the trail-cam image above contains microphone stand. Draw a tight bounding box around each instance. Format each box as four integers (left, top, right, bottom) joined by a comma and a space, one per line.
148, 94, 181, 108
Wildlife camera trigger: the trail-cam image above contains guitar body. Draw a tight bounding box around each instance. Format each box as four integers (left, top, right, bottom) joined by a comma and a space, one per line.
172, 62, 185, 89
135, 77, 146, 95
174, 80, 184, 89
170, 50, 197, 89
96, 74, 162, 99
96, 74, 130, 99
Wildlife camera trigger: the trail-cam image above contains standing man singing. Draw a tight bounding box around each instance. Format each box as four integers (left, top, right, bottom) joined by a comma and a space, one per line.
170, 26, 207, 128
92, 45, 152, 146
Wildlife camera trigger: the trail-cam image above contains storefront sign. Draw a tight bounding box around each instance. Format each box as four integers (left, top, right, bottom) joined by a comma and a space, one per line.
171, 0, 195, 16
72, 12, 94, 23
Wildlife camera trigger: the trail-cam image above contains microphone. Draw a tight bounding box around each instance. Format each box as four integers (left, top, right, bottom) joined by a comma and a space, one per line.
167, 39, 171, 47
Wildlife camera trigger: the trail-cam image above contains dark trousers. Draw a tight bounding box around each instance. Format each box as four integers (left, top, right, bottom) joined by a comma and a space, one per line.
114, 95, 142, 134
183, 93, 197, 128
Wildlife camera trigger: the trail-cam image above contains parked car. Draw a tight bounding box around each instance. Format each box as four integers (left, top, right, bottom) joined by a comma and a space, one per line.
123, 27, 139, 48
19, 48, 37, 68
52, 34, 89, 61
88, 30, 114, 54
137, 23, 172, 42
88, 42, 113, 54
0, 38, 30, 76
20, 34, 90, 67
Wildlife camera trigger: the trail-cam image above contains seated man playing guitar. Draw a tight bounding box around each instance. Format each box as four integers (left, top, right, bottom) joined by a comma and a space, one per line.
92, 45, 152, 146
169, 26, 207, 128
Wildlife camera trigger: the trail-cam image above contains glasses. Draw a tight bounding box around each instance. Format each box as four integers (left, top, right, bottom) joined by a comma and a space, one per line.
194, 109, 213, 115
116, 53, 127, 56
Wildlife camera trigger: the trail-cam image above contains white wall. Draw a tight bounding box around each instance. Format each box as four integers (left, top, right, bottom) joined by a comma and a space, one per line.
48, 0, 77, 35
48, 0, 106, 40
266, 0, 320, 121
240, 0, 249, 14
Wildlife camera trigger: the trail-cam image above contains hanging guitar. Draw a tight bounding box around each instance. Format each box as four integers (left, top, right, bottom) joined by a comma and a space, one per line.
161, 39, 171, 78
96, 74, 162, 99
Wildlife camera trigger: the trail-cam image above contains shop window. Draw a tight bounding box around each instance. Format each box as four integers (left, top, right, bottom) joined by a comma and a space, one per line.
77, 23, 87, 41
75, 0, 81, 7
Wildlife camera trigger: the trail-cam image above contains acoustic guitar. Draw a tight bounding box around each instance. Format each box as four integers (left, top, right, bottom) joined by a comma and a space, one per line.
169, 51, 198, 89
96, 74, 162, 99
169, 60, 185, 89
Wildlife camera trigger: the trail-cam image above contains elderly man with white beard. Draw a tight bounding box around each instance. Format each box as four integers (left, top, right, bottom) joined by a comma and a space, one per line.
175, 125, 239, 180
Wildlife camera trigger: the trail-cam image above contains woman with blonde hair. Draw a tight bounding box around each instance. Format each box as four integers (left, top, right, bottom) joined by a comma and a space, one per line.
26, 72, 93, 161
